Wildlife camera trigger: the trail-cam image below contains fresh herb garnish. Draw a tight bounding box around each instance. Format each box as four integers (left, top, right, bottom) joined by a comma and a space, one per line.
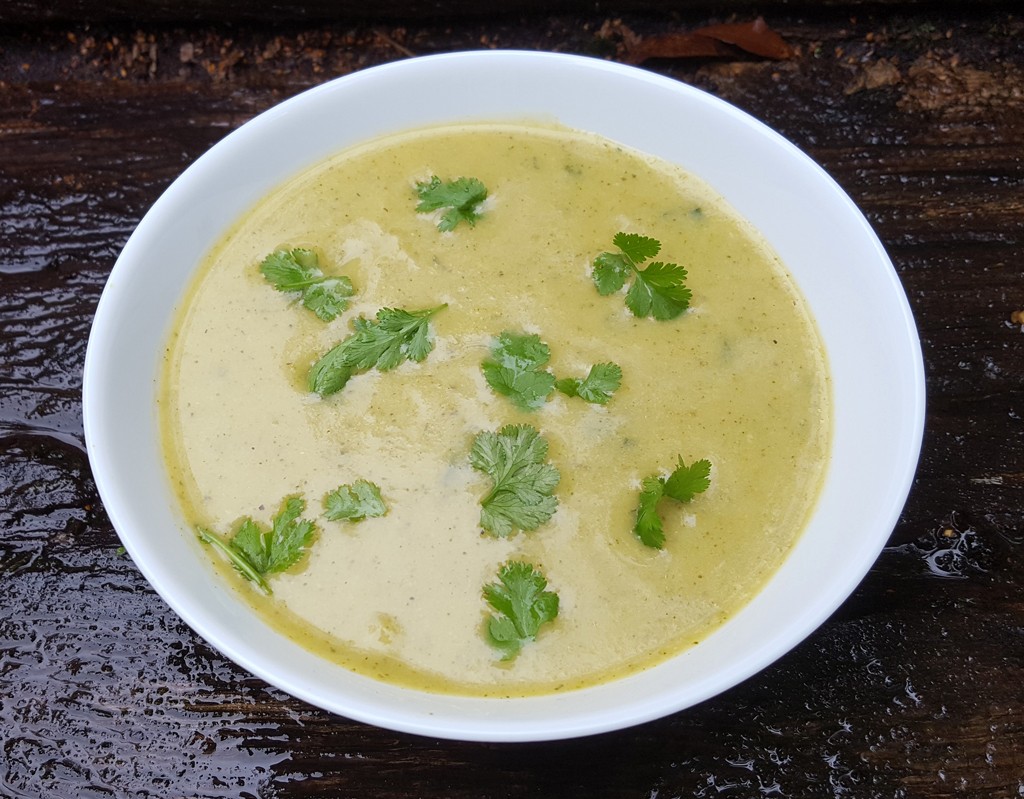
323, 479, 387, 522
482, 332, 622, 409
634, 457, 712, 548
470, 424, 560, 538
481, 331, 556, 411
196, 496, 318, 594
483, 560, 560, 660
592, 232, 692, 320
414, 175, 488, 231
259, 247, 354, 322
309, 304, 447, 397
555, 362, 623, 405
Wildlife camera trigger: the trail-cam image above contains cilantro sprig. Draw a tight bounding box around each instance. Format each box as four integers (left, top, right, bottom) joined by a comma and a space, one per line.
634, 457, 712, 548
470, 424, 560, 538
592, 233, 692, 320
481, 331, 556, 411
482, 331, 622, 409
483, 560, 560, 660
555, 362, 622, 405
196, 497, 318, 594
414, 175, 488, 231
260, 248, 354, 322
309, 304, 447, 397
323, 479, 387, 522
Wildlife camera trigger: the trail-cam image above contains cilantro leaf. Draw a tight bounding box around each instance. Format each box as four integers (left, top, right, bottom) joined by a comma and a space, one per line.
259, 247, 321, 290
592, 251, 632, 295
664, 457, 713, 503
307, 348, 354, 397
625, 261, 692, 320
592, 233, 692, 320
485, 330, 552, 371
301, 279, 353, 321
481, 331, 556, 411
309, 304, 447, 397
414, 175, 488, 231
615, 232, 661, 263
483, 560, 560, 659
633, 458, 712, 548
231, 497, 317, 573
196, 496, 318, 594
470, 424, 560, 537
335, 308, 443, 371
196, 526, 271, 592
323, 479, 387, 522
554, 362, 622, 405
634, 476, 667, 549
259, 248, 354, 322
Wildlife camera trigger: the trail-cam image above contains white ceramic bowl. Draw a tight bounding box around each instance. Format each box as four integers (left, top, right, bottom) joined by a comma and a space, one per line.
83, 50, 924, 742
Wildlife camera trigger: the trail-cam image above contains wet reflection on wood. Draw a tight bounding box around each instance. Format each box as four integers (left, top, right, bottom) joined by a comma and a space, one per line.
2, 8, 1023, 797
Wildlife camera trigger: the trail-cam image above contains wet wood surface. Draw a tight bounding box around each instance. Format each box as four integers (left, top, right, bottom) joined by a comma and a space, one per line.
2, 5, 1023, 797
2, 0, 1013, 25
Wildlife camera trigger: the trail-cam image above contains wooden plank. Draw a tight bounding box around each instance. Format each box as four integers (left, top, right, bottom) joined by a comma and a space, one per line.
0, 0, 1015, 25
2, 9, 1023, 798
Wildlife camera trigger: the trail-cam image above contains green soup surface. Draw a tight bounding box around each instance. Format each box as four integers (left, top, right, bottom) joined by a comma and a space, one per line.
160, 122, 830, 697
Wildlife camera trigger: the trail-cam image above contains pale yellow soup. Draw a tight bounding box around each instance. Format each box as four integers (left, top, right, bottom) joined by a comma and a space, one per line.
160, 122, 830, 697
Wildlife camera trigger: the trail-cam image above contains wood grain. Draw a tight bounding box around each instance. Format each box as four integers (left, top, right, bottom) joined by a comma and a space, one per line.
0, 0, 1014, 25
2, 8, 1022, 798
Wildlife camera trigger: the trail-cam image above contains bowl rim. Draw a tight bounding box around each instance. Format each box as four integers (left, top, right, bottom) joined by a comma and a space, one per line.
83, 49, 926, 742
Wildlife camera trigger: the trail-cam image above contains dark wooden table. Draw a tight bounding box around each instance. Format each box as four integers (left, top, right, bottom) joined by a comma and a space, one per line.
2, 3, 1022, 796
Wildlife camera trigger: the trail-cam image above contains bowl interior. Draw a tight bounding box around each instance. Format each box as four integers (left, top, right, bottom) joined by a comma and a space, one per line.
83, 50, 924, 742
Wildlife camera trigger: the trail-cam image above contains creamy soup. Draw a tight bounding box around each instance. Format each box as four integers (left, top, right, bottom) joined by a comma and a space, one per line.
160, 122, 830, 697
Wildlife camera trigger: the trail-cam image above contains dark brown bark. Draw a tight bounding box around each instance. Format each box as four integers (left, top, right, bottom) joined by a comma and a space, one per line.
2, 7, 1023, 798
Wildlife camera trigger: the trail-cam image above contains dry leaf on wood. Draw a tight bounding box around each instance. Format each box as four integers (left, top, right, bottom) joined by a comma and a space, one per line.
624, 17, 793, 64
